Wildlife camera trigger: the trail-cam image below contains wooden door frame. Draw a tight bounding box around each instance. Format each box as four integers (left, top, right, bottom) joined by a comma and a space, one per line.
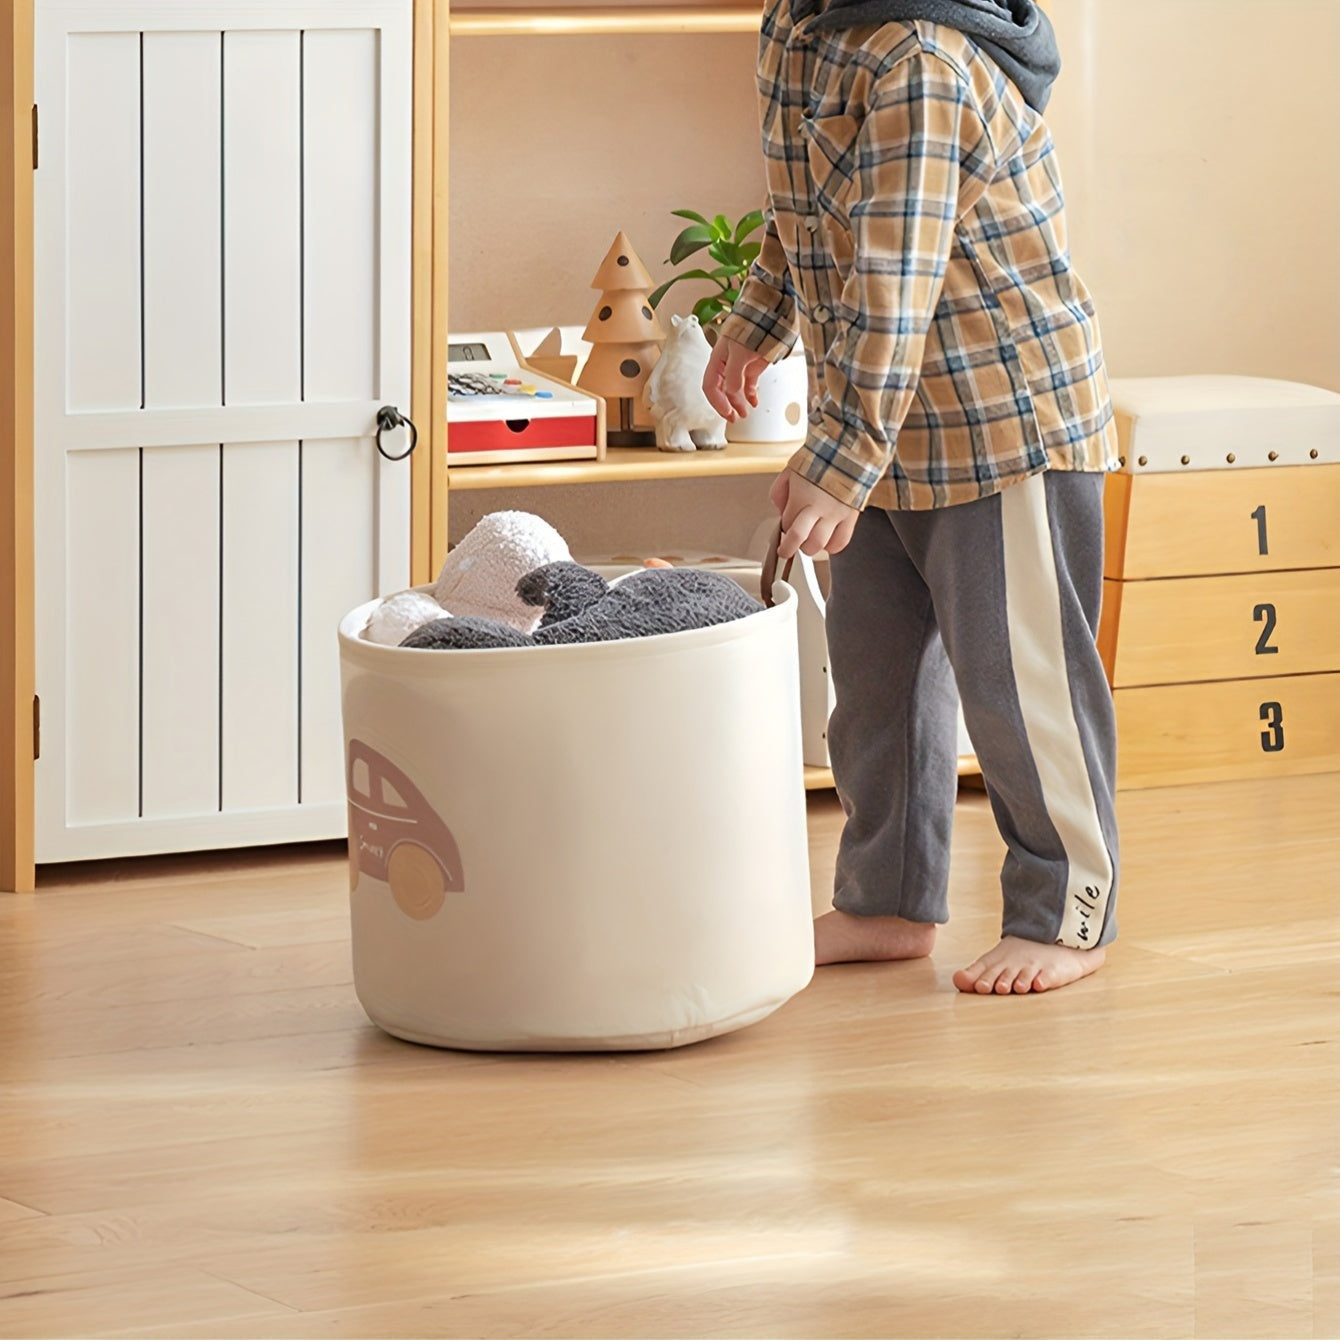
1, 0, 34, 894
1, 0, 443, 892
429, 0, 449, 577
413, 0, 450, 586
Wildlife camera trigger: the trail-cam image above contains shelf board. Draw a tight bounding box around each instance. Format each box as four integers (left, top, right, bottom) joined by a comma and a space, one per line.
447, 441, 798, 490
450, 6, 763, 35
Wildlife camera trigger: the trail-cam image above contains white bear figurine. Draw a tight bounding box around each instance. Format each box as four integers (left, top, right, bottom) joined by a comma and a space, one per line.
642, 314, 728, 453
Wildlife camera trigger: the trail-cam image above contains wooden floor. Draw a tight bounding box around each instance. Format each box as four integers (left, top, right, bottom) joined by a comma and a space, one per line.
2, 775, 1337, 1339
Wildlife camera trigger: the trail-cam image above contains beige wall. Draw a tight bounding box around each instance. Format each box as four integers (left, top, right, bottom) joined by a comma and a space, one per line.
1046, 0, 1340, 392
448, 2, 1340, 549
449, 30, 766, 334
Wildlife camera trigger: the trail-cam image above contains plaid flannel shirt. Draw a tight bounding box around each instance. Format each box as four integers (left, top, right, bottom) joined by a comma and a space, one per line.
718, 3, 1119, 510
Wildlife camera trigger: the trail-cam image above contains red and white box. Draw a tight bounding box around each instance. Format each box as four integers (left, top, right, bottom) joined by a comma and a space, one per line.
447, 330, 604, 466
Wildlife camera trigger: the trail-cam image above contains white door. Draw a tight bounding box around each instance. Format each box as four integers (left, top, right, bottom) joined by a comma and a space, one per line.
34, 0, 414, 862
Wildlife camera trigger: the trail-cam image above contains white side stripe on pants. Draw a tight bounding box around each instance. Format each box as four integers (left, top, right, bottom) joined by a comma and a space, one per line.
1000, 475, 1114, 948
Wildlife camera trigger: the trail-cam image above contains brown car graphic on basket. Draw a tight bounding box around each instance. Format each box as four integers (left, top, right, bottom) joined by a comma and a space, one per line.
347, 740, 465, 920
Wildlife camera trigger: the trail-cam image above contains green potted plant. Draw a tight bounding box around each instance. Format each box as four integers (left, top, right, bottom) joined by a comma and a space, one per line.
648, 207, 765, 331
650, 206, 808, 445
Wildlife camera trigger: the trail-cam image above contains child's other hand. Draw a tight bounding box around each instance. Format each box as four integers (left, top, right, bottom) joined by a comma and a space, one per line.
702, 335, 769, 422
770, 469, 859, 560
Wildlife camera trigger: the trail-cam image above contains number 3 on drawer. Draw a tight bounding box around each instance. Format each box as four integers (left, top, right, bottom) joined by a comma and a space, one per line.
1258, 700, 1285, 753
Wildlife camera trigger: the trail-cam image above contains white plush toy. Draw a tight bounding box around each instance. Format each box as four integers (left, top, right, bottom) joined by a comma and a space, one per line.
362, 512, 572, 645
364, 590, 448, 647
642, 314, 729, 453
432, 510, 571, 632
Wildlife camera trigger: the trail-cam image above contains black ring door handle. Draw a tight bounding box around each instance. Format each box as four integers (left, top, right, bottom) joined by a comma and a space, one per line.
375, 405, 418, 462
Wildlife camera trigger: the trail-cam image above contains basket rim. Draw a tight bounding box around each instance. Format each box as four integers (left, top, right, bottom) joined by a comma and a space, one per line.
339, 579, 796, 668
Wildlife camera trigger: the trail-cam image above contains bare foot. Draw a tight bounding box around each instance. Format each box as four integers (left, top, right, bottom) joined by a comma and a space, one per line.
814, 910, 937, 966
953, 936, 1106, 995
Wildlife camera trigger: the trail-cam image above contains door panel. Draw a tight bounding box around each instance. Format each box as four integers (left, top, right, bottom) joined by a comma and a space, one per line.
64, 449, 140, 825
142, 32, 223, 411
139, 445, 221, 820
303, 29, 381, 405
221, 442, 301, 813
300, 437, 380, 808
65, 32, 141, 413
223, 31, 303, 408
35, 0, 413, 861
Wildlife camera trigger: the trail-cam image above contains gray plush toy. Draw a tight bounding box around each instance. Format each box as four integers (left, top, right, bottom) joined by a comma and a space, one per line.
400, 561, 764, 650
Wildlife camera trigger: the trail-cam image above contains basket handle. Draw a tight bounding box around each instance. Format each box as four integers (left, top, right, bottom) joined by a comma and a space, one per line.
761, 521, 794, 609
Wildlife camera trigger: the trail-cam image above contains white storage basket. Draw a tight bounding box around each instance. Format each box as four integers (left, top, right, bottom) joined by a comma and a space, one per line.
337, 584, 814, 1051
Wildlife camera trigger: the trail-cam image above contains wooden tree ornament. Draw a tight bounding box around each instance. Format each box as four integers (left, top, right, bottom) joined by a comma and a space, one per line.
577, 232, 666, 445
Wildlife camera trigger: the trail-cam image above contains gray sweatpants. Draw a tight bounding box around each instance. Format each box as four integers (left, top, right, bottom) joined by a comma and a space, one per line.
825, 469, 1119, 949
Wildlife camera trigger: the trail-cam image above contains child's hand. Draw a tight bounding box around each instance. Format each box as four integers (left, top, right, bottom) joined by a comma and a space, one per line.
702, 334, 770, 422
770, 469, 859, 560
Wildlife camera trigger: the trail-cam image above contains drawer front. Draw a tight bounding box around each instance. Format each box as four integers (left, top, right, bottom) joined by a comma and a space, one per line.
448, 414, 599, 457
1115, 673, 1340, 790
1100, 569, 1340, 688
1104, 464, 1340, 580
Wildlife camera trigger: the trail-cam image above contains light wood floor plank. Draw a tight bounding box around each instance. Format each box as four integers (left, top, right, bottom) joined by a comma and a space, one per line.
0, 1266, 297, 1337
1, 776, 1336, 1338
0, 1195, 41, 1223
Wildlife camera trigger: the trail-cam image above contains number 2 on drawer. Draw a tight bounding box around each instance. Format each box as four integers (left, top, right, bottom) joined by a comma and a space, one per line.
1253, 602, 1279, 655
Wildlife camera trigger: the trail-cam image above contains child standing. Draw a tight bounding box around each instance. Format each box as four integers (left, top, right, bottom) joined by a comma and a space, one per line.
704, 0, 1120, 994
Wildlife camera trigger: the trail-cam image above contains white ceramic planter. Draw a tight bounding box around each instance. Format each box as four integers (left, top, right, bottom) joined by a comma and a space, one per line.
726, 347, 809, 444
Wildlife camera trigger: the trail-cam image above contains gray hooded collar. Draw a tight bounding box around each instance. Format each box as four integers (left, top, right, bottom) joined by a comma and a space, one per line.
808, 0, 1061, 112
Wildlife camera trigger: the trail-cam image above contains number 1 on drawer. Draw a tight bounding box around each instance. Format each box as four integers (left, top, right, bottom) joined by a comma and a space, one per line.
1251, 503, 1268, 556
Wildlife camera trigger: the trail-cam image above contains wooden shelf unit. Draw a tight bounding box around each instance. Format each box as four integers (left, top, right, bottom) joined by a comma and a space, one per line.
441, 12, 932, 795
449, 5, 763, 36
447, 440, 799, 490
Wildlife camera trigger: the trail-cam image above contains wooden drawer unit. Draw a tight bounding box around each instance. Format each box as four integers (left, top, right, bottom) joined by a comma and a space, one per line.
1100, 568, 1340, 688
1115, 673, 1340, 790
1104, 463, 1340, 580
1102, 376, 1340, 789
